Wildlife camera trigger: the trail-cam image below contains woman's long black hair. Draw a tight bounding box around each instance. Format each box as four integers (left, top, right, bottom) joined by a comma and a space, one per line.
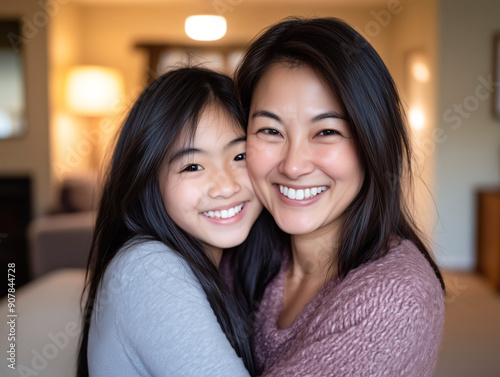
77, 67, 282, 377
233, 17, 445, 298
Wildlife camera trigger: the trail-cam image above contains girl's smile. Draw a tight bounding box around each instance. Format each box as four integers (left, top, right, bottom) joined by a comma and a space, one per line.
160, 105, 262, 261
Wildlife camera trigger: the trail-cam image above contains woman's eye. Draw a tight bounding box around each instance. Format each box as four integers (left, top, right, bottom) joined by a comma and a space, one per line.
317, 129, 340, 136
181, 164, 203, 172
258, 128, 281, 136
234, 153, 246, 161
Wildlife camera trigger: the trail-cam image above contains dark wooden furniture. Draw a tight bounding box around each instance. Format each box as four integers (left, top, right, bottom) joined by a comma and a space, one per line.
476, 189, 500, 292
0, 177, 32, 295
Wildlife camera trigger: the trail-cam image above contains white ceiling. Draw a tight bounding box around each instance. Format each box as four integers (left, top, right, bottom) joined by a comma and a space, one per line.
72, 0, 389, 7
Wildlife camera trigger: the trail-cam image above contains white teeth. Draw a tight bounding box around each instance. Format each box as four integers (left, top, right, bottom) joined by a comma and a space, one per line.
203, 203, 244, 219
296, 190, 304, 200
279, 185, 327, 201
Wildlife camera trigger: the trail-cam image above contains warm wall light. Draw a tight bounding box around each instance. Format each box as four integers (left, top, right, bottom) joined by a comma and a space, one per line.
409, 108, 426, 130
412, 62, 430, 83
406, 51, 429, 131
66, 66, 124, 116
185, 15, 227, 41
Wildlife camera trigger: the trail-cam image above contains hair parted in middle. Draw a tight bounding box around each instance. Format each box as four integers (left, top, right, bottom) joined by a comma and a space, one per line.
234, 17, 444, 291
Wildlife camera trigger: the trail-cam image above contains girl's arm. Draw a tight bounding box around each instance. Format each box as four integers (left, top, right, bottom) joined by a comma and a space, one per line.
88, 240, 250, 377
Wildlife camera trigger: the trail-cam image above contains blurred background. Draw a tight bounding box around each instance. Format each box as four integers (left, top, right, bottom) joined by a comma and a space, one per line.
0, 0, 499, 376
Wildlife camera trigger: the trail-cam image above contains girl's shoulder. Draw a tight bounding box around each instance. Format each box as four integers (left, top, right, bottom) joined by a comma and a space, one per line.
111, 238, 190, 276
101, 238, 205, 303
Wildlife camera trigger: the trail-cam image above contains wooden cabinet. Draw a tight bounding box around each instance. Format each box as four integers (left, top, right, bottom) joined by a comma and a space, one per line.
476, 189, 500, 292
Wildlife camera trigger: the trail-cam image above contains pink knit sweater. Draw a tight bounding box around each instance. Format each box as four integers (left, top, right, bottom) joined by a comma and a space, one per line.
253, 239, 445, 377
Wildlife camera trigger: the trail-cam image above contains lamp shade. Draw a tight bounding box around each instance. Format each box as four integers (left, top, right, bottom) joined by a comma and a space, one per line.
66, 66, 124, 116
185, 15, 227, 41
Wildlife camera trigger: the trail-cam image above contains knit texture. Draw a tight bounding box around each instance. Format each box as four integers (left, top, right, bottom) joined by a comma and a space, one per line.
253, 239, 445, 377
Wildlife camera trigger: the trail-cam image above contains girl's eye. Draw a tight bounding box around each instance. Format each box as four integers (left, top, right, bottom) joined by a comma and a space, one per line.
258, 128, 282, 136
234, 153, 246, 161
317, 129, 341, 136
181, 164, 203, 172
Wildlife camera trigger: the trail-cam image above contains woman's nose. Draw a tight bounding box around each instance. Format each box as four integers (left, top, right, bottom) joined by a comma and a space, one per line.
278, 140, 315, 180
207, 169, 241, 198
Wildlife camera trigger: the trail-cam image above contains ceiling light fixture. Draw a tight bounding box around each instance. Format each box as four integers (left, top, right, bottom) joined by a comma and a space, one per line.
185, 15, 227, 41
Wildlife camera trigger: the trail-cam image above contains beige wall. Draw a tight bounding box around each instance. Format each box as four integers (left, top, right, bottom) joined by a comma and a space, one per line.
0, 0, 51, 216
387, 0, 439, 249
435, 0, 500, 269
74, 3, 391, 113
3, 0, 441, 235
49, 2, 395, 182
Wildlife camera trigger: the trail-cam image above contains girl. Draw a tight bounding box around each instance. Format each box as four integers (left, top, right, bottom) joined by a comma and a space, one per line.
232, 17, 446, 376
77, 67, 278, 377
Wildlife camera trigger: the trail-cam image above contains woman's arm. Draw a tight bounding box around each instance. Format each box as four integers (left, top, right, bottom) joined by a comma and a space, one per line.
88, 241, 250, 377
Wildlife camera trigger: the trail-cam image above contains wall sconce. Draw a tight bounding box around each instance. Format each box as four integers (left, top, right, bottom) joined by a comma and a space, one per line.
406, 51, 430, 131
65, 66, 124, 169
185, 15, 227, 41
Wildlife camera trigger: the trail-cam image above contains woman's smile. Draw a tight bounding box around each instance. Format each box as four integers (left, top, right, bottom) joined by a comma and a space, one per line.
247, 63, 364, 238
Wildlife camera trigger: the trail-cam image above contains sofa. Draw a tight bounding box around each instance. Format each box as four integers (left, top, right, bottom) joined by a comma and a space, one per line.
0, 268, 86, 377
0, 174, 99, 376
28, 173, 98, 278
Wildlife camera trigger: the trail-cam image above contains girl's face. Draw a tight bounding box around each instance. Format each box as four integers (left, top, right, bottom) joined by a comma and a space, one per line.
247, 64, 364, 239
160, 105, 262, 260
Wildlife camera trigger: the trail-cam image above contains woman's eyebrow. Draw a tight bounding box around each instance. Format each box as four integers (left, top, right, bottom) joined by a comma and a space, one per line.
251, 110, 281, 122
251, 110, 345, 123
311, 111, 346, 122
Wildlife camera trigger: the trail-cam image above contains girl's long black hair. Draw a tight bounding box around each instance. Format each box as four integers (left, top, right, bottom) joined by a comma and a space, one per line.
77, 67, 282, 377
234, 17, 445, 298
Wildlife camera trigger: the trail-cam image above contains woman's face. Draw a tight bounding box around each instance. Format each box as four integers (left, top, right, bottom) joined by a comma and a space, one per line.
160, 105, 262, 258
247, 64, 364, 238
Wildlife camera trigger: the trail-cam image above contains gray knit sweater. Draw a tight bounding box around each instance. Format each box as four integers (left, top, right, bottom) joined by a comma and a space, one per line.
88, 239, 250, 377
253, 239, 445, 376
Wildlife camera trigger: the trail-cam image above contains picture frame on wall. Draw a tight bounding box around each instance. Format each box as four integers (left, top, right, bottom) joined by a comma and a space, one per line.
494, 33, 500, 119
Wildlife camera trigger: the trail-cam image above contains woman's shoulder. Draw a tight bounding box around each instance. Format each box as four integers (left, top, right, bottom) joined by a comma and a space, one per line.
309, 239, 445, 340
369, 239, 442, 292
335, 238, 445, 311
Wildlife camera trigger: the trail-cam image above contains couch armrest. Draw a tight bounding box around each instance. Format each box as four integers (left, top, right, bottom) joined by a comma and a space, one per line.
0, 268, 86, 377
28, 211, 95, 279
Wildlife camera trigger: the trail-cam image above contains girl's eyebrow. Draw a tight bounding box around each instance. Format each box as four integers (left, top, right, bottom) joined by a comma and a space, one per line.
251, 110, 346, 123
169, 148, 200, 164
169, 136, 246, 164
225, 136, 246, 150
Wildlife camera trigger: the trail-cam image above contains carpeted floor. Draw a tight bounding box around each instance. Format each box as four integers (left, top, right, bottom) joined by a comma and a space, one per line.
434, 272, 500, 377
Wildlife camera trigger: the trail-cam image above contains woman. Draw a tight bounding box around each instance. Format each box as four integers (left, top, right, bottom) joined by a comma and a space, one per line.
77, 67, 279, 377
232, 17, 446, 376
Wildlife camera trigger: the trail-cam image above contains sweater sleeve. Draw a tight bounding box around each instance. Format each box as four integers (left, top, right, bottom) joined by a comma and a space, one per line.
88, 240, 250, 377
259, 245, 445, 377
